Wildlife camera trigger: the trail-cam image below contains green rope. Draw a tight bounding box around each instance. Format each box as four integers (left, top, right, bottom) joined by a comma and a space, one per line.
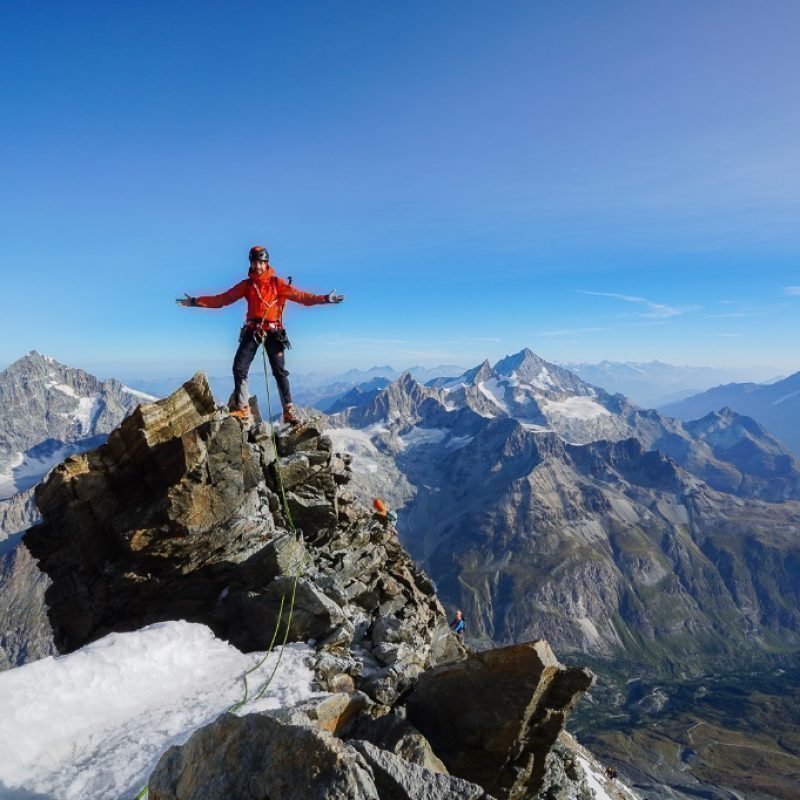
134, 344, 307, 799
244, 344, 304, 702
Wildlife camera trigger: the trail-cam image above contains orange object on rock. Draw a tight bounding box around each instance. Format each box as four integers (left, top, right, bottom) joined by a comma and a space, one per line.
373, 498, 388, 516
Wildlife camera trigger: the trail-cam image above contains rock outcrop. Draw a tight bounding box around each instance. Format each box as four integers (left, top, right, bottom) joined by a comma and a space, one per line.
23, 373, 599, 799
405, 642, 595, 799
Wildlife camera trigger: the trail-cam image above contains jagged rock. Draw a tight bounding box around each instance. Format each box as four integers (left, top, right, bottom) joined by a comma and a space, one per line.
0, 354, 153, 667
405, 641, 595, 799
360, 661, 420, 705
149, 707, 495, 800
270, 692, 371, 736
0, 487, 39, 540
148, 712, 380, 800
0, 533, 55, 670
347, 711, 448, 774
537, 736, 595, 800
351, 739, 495, 800
218, 576, 347, 651
25, 374, 465, 709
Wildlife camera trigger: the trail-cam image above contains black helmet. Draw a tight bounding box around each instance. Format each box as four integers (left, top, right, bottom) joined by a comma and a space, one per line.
249, 245, 269, 263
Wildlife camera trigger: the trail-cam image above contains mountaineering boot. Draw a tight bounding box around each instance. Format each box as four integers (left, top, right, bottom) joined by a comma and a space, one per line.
282, 403, 300, 426
229, 406, 251, 421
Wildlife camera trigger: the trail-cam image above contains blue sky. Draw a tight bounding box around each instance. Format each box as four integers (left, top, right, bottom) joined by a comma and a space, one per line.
2, 1, 799, 380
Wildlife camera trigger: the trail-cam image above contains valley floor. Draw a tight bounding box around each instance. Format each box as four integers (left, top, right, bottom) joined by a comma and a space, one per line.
571, 664, 800, 800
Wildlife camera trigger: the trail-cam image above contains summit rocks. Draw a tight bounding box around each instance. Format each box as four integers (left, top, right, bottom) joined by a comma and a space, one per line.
22, 372, 601, 799
23, 373, 457, 682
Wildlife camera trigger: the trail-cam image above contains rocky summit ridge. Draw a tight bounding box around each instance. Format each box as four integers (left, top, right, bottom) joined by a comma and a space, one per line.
22, 373, 605, 800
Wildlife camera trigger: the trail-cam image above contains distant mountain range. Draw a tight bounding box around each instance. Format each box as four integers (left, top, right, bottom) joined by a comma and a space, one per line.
117, 364, 466, 414
559, 360, 781, 408
116, 358, 783, 416
661, 371, 800, 456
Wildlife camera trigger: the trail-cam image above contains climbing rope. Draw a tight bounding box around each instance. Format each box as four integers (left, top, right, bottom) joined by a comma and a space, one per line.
135, 344, 307, 799
228, 342, 305, 709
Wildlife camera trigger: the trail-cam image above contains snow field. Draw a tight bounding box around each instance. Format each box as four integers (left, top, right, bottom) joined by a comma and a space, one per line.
539, 395, 611, 420
0, 620, 317, 800
0, 443, 82, 500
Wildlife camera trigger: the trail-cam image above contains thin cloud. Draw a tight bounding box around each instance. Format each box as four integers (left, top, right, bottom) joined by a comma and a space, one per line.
783, 286, 800, 296
577, 291, 693, 318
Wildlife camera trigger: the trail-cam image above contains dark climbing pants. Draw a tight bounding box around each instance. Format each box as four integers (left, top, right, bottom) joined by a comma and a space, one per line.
231, 328, 292, 411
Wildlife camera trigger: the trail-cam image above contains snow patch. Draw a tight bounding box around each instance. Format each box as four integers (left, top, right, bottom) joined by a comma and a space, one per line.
576, 616, 601, 647
327, 426, 387, 475
0, 452, 25, 499
74, 394, 102, 434
441, 379, 468, 392
397, 427, 447, 449
521, 423, 553, 433
445, 434, 474, 450
122, 385, 159, 402
576, 756, 615, 800
477, 379, 509, 412
0, 620, 317, 800
531, 366, 558, 391
539, 396, 611, 420
45, 380, 79, 398
0, 444, 82, 500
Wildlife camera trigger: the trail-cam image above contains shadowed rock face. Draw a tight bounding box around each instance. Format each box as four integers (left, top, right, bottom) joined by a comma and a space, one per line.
0, 531, 55, 669
406, 641, 595, 800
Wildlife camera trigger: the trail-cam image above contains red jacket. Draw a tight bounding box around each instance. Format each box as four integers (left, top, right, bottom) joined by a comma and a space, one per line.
195, 267, 328, 325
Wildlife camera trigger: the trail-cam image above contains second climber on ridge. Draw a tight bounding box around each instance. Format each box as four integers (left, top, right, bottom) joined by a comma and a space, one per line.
177, 245, 344, 425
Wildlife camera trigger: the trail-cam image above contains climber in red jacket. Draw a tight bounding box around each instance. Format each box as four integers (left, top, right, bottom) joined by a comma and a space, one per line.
177, 245, 344, 424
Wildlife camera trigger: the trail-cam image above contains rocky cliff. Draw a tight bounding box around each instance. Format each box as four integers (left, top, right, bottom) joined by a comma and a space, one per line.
0, 352, 154, 670
23, 373, 604, 800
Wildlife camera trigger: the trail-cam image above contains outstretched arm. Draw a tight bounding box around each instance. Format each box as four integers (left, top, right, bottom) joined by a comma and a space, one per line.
280, 282, 345, 306
176, 281, 248, 309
